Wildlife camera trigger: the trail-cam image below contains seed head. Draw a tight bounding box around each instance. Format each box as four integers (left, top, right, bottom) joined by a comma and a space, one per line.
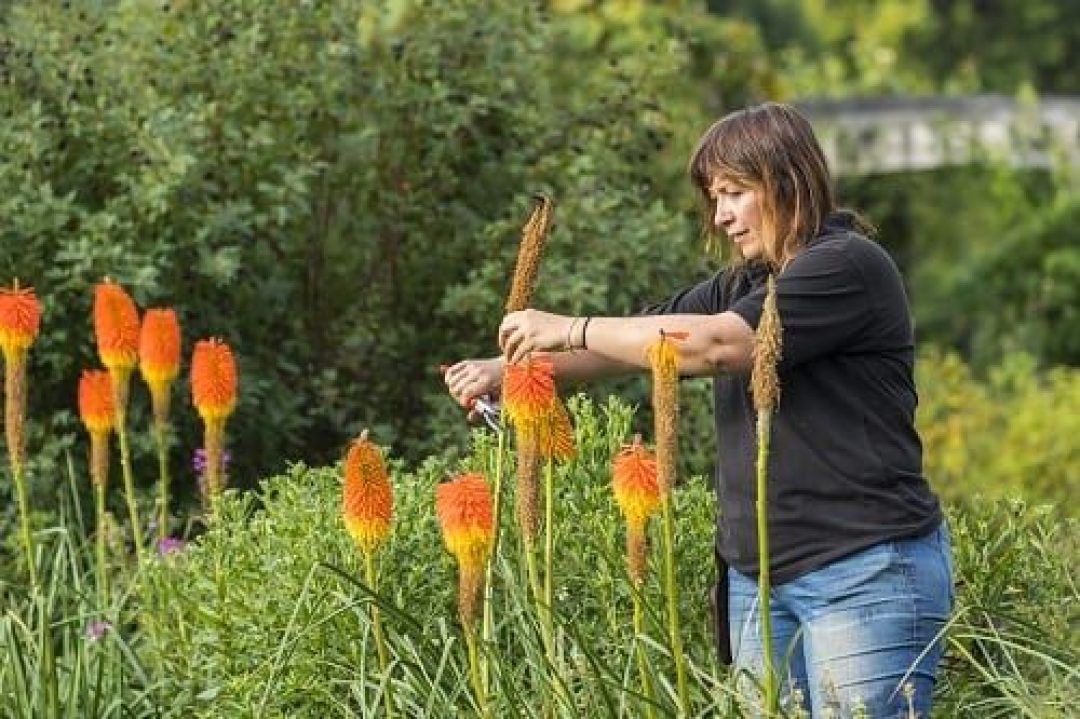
505, 194, 553, 313
646, 330, 685, 494
751, 276, 782, 413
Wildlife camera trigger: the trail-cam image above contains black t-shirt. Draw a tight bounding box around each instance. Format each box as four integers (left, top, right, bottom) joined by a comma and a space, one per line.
645, 213, 941, 583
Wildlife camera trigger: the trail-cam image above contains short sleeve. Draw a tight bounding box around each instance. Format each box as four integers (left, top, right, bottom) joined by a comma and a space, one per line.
638, 271, 729, 316
729, 245, 874, 367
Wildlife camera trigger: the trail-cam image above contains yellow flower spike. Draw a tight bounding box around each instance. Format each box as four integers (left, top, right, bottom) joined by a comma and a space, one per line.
342, 431, 394, 555
191, 338, 238, 506
139, 308, 181, 426
436, 472, 494, 632
612, 435, 661, 586
0, 281, 42, 359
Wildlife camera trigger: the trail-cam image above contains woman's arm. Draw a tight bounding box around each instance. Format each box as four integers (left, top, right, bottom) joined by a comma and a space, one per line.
443, 349, 637, 411
499, 310, 755, 375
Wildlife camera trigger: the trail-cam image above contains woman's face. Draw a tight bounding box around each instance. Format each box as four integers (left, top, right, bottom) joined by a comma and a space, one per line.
709, 176, 764, 261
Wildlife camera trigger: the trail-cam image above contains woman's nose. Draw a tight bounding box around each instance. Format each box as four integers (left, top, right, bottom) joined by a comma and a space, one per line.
713, 201, 731, 228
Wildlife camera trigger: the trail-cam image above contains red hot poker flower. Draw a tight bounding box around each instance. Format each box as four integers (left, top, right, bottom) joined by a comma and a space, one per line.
139, 308, 181, 385
504, 356, 576, 459
436, 472, 495, 632
139, 308, 181, 425
612, 435, 661, 530
342, 433, 393, 555
191, 338, 237, 424
93, 281, 140, 372
613, 434, 661, 586
0, 283, 42, 359
502, 356, 557, 433
78, 370, 116, 436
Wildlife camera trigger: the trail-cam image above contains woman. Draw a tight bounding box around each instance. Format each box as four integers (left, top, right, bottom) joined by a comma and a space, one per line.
443, 102, 952, 717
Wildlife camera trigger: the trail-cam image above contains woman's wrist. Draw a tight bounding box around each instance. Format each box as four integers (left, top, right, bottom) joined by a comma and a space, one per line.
565, 316, 581, 352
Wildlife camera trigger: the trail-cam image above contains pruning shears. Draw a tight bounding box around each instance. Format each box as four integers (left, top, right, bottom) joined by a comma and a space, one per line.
439, 363, 502, 433
470, 395, 502, 433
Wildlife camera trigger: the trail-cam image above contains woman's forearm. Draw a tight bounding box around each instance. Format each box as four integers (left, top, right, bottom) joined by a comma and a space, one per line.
547, 349, 640, 383
567, 313, 755, 376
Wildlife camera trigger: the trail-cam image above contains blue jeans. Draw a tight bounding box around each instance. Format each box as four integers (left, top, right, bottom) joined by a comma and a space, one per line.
729, 524, 953, 718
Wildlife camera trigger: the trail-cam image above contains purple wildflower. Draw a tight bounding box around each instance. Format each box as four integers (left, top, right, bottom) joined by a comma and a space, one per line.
85, 620, 113, 641
193, 447, 231, 475
157, 537, 187, 556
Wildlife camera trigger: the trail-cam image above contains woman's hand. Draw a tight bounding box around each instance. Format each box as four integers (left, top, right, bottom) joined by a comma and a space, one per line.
499, 309, 574, 364
442, 357, 504, 420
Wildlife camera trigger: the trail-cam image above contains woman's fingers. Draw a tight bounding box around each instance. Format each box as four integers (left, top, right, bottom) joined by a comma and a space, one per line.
443, 359, 501, 408
442, 362, 475, 406
499, 313, 525, 360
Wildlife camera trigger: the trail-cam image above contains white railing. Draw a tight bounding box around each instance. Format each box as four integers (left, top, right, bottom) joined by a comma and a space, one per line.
795, 95, 1080, 176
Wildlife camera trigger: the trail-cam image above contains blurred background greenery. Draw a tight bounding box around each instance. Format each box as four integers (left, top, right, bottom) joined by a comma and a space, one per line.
0, 0, 1075, 522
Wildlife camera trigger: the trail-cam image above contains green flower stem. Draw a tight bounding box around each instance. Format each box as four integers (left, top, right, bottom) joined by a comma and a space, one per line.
154, 421, 170, 544
482, 426, 507, 695
364, 550, 395, 719
37, 595, 59, 717
12, 460, 38, 590
6, 354, 38, 590
632, 585, 658, 719
95, 480, 108, 606
541, 458, 570, 717
542, 458, 556, 663
465, 627, 489, 718
660, 492, 688, 715
756, 410, 778, 715
116, 416, 144, 563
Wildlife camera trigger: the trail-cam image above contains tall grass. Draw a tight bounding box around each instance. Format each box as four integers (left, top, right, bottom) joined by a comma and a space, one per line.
0, 396, 1076, 717
0, 467, 158, 718
131, 396, 1077, 717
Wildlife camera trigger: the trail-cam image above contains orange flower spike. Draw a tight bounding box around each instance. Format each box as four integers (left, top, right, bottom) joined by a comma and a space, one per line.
93, 281, 140, 372
342, 432, 394, 555
437, 473, 495, 570
191, 338, 237, 424
502, 356, 557, 434
612, 435, 661, 530
78, 370, 116, 436
537, 397, 576, 461
436, 473, 495, 631
0, 282, 42, 359
79, 370, 115, 490
139, 308, 182, 425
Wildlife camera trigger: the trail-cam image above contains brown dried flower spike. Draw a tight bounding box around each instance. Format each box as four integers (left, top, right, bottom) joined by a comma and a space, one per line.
505, 194, 554, 313
751, 276, 782, 412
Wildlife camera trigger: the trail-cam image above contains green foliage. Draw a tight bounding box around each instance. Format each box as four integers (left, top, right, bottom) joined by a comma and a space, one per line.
125, 395, 1077, 717
916, 349, 1079, 514
0, 0, 746, 493
903, 0, 1080, 94
940, 500, 1079, 716
840, 159, 1079, 369
0, 474, 157, 718
953, 193, 1080, 366
137, 395, 721, 717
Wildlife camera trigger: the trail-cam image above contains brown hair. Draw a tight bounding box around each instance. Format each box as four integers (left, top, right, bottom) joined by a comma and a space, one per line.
689, 102, 852, 268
